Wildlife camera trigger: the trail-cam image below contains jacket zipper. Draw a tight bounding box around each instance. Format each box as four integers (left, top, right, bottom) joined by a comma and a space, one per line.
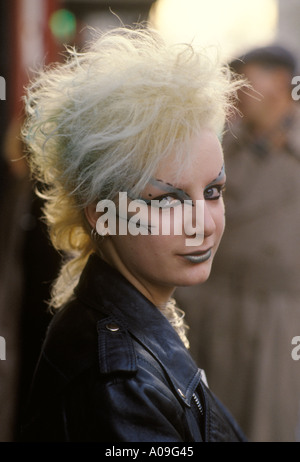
192, 392, 203, 415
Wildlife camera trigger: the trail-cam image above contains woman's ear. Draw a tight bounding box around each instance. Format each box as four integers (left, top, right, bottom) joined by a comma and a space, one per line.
84, 202, 100, 229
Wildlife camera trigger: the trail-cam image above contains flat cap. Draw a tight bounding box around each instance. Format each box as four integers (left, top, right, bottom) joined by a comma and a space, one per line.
230, 45, 296, 74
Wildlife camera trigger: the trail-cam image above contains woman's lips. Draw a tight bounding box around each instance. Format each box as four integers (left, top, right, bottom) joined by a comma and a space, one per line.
179, 248, 212, 264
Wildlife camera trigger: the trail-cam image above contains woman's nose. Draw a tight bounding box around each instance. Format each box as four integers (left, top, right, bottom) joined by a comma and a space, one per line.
183, 200, 216, 245
203, 202, 217, 238
183, 200, 204, 246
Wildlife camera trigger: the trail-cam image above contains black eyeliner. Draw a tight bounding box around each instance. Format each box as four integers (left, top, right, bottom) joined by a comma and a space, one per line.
148, 178, 193, 204
205, 164, 226, 190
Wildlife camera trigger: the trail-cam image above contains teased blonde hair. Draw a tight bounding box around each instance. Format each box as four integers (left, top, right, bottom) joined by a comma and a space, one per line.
22, 26, 243, 344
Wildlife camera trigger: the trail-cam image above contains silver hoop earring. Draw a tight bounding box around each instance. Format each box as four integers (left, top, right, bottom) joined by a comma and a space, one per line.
91, 227, 108, 241
91, 228, 101, 241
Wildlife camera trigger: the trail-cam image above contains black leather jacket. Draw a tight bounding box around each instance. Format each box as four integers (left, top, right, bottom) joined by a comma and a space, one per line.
21, 254, 247, 442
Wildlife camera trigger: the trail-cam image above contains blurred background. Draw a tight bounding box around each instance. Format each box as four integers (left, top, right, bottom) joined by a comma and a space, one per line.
1, 0, 300, 442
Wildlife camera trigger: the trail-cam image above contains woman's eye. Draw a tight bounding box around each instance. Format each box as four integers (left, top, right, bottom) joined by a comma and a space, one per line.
159, 195, 182, 208
204, 185, 225, 201
148, 195, 182, 208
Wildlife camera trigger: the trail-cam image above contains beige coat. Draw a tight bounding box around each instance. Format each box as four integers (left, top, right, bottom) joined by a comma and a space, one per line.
175, 104, 300, 442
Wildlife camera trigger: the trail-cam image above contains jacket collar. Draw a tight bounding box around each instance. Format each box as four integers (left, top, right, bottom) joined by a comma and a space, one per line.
75, 253, 201, 406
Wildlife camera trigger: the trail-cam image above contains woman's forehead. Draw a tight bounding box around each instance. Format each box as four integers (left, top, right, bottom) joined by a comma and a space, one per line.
151, 160, 225, 192
152, 130, 224, 185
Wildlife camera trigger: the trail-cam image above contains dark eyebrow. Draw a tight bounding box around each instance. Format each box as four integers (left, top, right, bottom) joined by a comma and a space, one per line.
148, 178, 193, 203
205, 164, 226, 189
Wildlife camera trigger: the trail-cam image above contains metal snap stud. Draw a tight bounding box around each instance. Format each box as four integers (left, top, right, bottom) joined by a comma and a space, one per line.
105, 322, 120, 332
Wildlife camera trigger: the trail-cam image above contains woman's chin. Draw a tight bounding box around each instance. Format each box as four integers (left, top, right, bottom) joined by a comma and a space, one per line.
174, 262, 213, 287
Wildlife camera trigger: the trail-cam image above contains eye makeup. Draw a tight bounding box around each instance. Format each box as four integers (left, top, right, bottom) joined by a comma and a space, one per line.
140, 178, 193, 205
141, 163, 226, 204
203, 164, 226, 201
204, 164, 226, 190
121, 163, 226, 235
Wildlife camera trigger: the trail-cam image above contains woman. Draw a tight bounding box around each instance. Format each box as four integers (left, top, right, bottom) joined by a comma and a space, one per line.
20, 27, 246, 442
